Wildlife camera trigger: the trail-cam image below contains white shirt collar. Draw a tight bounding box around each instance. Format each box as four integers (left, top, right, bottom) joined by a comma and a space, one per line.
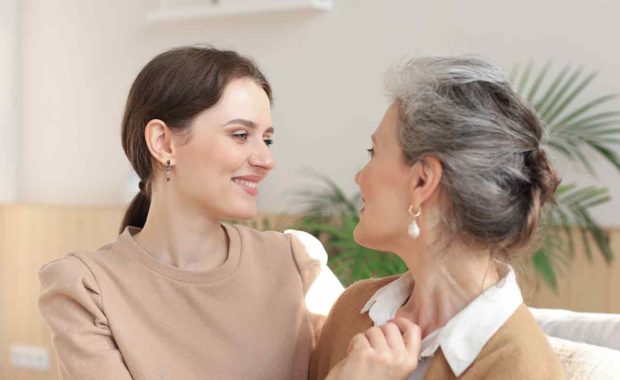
360, 266, 523, 377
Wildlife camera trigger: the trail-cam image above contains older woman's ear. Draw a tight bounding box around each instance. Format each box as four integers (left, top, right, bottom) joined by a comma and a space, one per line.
408, 156, 443, 206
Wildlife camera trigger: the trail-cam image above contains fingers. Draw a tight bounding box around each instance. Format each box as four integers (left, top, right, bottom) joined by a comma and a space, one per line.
365, 326, 390, 352
391, 317, 422, 357
381, 321, 406, 351
340, 319, 421, 380
350, 319, 420, 354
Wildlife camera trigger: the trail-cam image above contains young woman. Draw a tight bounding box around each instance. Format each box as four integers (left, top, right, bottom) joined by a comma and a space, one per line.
311, 56, 566, 379
39, 46, 344, 380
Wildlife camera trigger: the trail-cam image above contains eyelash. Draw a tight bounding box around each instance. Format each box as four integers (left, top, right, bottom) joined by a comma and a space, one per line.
367, 148, 374, 157
232, 131, 274, 147
233, 131, 249, 140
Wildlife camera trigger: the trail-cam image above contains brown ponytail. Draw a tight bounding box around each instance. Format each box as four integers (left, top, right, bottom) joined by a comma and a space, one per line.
120, 192, 151, 234
119, 46, 272, 233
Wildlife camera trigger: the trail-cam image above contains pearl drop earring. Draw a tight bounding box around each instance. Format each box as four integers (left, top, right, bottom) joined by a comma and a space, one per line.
408, 205, 422, 239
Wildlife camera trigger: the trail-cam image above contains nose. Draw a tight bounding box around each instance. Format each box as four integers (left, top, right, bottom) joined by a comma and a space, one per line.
355, 169, 362, 185
249, 141, 276, 171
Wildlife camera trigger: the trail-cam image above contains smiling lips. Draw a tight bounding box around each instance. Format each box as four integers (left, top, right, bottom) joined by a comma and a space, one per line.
232, 175, 262, 196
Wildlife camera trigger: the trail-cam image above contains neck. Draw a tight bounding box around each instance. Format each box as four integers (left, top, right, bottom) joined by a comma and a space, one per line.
133, 188, 228, 272
395, 239, 500, 338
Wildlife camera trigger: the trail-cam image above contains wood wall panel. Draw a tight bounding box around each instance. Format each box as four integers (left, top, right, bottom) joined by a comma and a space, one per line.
0, 204, 618, 380
568, 243, 609, 312
0, 205, 123, 380
607, 231, 620, 313
518, 228, 620, 314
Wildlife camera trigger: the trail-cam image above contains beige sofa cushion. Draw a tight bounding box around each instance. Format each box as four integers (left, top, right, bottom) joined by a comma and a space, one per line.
548, 336, 620, 380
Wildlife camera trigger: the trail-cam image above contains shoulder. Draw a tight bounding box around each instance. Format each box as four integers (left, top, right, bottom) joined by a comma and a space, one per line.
39, 254, 95, 286
38, 254, 105, 318
470, 304, 565, 379
332, 275, 402, 315
227, 223, 290, 248
38, 236, 127, 288
230, 224, 327, 267
321, 275, 401, 337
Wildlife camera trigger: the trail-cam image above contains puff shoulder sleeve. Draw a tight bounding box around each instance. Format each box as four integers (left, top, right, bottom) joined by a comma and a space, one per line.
39, 255, 132, 380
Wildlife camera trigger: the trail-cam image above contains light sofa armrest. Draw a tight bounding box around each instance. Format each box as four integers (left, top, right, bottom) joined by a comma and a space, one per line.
530, 307, 620, 350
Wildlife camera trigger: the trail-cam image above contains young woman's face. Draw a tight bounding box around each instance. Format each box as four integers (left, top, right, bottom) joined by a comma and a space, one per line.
171, 77, 275, 220
353, 102, 413, 251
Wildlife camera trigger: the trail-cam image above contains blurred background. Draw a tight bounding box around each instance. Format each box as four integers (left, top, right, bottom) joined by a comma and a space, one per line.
1, 0, 619, 378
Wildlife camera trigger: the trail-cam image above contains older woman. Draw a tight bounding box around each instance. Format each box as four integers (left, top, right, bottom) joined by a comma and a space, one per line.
310, 56, 565, 379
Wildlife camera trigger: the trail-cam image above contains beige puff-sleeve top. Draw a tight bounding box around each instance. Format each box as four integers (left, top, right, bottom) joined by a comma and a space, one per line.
39, 224, 327, 380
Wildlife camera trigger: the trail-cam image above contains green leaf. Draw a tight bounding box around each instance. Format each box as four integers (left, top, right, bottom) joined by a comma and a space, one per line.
546, 70, 596, 125
560, 111, 620, 130
540, 66, 585, 122
525, 60, 552, 102
517, 61, 534, 97
532, 249, 558, 290
552, 94, 618, 128
535, 65, 571, 114
590, 144, 620, 171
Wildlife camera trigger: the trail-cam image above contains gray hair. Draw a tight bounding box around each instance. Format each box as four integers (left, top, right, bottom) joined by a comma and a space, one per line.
386, 56, 560, 255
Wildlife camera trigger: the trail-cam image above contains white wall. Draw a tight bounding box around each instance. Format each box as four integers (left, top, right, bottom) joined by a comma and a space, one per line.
17, 0, 620, 225
0, 0, 19, 202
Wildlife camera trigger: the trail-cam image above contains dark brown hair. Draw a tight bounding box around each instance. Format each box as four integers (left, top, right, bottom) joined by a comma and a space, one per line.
119, 46, 272, 233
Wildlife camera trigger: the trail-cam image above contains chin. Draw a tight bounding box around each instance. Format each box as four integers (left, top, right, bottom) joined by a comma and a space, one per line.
354, 219, 398, 253
223, 202, 258, 221
226, 209, 257, 221
353, 222, 375, 250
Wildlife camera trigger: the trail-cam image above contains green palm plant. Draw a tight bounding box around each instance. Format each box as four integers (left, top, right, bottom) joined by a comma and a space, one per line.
292, 63, 620, 289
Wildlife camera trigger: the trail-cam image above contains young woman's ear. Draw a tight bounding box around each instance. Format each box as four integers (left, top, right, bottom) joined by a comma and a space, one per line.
409, 156, 443, 206
144, 119, 176, 167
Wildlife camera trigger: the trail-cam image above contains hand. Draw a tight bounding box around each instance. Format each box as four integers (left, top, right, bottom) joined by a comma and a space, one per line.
325, 318, 421, 380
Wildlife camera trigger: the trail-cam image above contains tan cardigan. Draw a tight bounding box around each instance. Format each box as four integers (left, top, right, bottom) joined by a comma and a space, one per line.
310, 276, 565, 380
40, 224, 322, 380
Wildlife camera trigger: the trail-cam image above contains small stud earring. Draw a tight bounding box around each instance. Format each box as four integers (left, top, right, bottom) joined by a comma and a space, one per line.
408, 205, 422, 239
166, 160, 172, 182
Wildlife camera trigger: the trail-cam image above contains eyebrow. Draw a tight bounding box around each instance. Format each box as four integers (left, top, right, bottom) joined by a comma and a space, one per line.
222, 118, 274, 134
371, 134, 377, 144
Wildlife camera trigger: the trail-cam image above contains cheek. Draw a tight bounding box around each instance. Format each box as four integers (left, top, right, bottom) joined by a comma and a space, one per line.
363, 164, 407, 208
184, 137, 245, 176
355, 162, 411, 248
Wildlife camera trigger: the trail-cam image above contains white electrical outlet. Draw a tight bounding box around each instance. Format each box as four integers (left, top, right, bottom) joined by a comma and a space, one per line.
10, 345, 49, 371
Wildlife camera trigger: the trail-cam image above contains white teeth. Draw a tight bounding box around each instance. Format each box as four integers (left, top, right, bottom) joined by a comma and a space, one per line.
233, 179, 257, 189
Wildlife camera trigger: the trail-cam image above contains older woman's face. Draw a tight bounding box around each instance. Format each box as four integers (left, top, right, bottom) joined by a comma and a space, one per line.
354, 102, 415, 252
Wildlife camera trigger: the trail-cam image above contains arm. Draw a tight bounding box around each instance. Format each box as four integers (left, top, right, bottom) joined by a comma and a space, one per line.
39, 256, 133, 380
285, 229, 345, 316
285, 230, 345, 341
